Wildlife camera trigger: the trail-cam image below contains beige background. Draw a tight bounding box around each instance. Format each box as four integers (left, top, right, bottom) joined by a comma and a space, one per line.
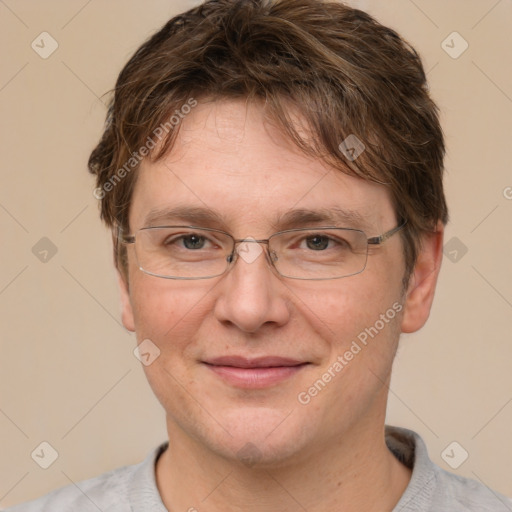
1, 0, 511, 507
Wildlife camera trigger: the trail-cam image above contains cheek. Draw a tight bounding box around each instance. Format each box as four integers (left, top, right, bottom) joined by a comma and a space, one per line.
294, 276, 404, 378
129, 275, 214, 348
294, 280, 395, 339
128, 278, 213, 409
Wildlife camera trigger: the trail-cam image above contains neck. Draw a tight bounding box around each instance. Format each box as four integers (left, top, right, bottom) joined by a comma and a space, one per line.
155, 419, 411, 512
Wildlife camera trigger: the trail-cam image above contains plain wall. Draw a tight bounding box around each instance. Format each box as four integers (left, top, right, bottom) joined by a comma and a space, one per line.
1, 0, 511, 507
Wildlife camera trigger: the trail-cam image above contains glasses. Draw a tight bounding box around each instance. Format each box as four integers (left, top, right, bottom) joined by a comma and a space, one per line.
120, 221, 407, 281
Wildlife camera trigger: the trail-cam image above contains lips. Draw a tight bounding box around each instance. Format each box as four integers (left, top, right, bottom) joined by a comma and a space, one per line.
204, 356, 306, 369
203, 356, 309, 388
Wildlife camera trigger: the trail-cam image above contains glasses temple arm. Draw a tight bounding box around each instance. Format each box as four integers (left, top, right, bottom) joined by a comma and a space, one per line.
367, 220, 407, 245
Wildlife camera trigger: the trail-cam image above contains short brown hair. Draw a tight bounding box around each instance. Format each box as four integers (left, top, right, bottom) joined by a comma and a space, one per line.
88, 0, 448, 287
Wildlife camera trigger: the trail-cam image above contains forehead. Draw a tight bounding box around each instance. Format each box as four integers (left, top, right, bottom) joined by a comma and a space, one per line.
129, 99, 396, 234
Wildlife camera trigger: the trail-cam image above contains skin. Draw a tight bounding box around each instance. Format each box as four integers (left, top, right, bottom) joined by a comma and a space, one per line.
118, 99, 444, 511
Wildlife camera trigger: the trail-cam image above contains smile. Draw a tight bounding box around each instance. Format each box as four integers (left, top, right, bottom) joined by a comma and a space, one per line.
203, 356, 310, 388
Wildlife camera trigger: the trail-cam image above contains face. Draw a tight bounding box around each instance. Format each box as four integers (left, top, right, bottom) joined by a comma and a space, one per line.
119, 99, 439, 466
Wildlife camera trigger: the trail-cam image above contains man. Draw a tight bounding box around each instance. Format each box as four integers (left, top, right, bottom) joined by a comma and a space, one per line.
7, 0, 511, 510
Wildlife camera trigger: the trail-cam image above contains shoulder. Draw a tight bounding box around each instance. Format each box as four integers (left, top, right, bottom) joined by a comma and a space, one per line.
4, 443, 168, 512
386, 426, 512, 511
430, 466, 512, 511
4, 466, 131, 512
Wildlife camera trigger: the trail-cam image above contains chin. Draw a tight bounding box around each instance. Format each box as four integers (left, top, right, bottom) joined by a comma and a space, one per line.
207, 406, 316, 468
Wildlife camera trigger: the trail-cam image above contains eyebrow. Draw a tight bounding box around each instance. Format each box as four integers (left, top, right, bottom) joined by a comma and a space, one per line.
142, 205, 371, 232
275, 207, 370, 231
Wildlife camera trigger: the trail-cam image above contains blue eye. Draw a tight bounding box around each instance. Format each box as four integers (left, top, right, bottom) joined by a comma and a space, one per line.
299, 234, 349, 252
305, 235, 330, 250
180, 234, 207, 250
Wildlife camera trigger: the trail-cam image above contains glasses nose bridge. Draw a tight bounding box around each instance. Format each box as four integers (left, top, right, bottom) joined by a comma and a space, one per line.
228, 237, 276, 269
233, 237, 270, 246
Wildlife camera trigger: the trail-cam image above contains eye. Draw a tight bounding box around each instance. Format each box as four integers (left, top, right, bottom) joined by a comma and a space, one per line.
162, 232, 215, 250
180, 234, 208, 250
300, 234, 349, 251
304, 235, 330, 251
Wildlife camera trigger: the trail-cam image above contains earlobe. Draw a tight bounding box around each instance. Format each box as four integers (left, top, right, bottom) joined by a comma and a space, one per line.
117, 270, 136, 332
401, 222, 444, 334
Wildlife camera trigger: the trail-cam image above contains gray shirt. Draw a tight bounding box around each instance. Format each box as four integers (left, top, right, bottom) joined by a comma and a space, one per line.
5, 426, 511, 511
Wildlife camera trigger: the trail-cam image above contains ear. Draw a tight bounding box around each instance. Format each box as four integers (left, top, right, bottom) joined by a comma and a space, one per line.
401, 222, 444, 333
117, 270, 135, 332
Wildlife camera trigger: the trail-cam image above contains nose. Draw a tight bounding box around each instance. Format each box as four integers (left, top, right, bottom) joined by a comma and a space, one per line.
212, 239, 291, 333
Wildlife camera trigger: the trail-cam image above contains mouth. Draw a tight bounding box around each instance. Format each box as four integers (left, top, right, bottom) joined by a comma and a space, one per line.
203, 356, 310, 389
